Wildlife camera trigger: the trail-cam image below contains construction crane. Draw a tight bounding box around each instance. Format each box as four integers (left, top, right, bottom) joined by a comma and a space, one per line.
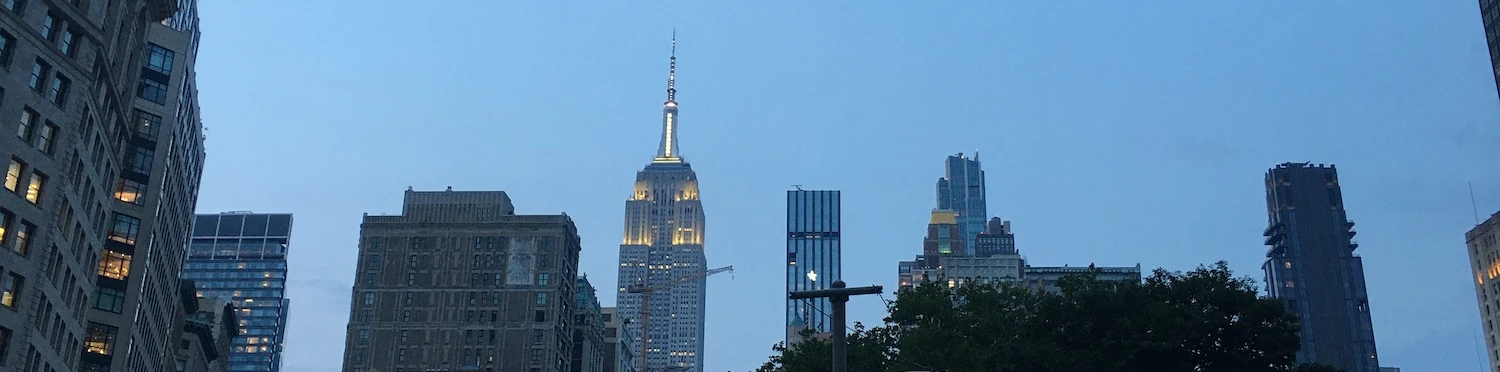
626, 265, 732, 372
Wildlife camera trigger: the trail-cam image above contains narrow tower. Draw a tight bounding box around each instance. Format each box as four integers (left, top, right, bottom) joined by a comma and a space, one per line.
617, 34, 711, 372
1261, 162, 1379, 372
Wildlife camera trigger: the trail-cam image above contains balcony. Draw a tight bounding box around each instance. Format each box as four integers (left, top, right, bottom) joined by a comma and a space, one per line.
1263, 223, 1283, 237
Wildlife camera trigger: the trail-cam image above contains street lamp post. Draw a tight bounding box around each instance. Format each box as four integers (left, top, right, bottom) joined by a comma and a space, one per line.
788, 280, 883, 372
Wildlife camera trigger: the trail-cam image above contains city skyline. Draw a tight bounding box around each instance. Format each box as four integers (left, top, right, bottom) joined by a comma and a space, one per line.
192, 2, 1498, 371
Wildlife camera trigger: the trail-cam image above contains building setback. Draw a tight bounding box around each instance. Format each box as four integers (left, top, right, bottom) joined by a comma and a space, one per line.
785, 190, 840, 342
615, 37, 711, 372
177, 294, 237, 372
1022, 264, 1141, 294
936, 152, 987, 254
1261, 162, 1379, 372
600, 307, 636, 372
185, 212, 293, 371
342, 189, 582, 372
1469, 212, 1500, 372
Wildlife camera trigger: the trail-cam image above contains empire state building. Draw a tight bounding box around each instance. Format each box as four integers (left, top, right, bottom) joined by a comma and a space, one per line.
616, 37, 710, 372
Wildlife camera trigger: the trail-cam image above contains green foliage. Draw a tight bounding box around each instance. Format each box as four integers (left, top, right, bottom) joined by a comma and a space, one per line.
757, 261, 1308, 372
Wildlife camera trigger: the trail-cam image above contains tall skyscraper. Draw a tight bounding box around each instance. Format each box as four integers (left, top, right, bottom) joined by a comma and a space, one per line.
936, 152, 986, 255
1480, 0, 1500, 102
185, 212, 293, 372
342, 189, 583, 372
1261, 162, 1379, 372
615, 36, 711, 372
1467, 211, 1500, 372
785, 189, 840, 342
0, 0, 208, 371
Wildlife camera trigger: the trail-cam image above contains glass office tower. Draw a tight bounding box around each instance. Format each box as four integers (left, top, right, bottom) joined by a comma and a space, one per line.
786, 190, 840, 340
185, 212, 293, 372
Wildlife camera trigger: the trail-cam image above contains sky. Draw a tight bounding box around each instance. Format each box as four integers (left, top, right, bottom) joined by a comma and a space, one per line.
193, 1, 1500, 371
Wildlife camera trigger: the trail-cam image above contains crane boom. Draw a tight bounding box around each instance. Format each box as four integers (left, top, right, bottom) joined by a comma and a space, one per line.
627, 265, 732, 372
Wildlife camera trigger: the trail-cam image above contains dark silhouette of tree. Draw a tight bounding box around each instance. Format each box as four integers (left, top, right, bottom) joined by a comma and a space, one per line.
758, 261, 1320, 372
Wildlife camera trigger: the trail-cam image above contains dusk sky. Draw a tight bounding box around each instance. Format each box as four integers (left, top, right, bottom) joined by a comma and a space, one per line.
194, 1, 1499, 371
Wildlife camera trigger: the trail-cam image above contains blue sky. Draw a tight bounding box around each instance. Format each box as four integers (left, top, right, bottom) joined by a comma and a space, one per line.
194, 1, 1500, 371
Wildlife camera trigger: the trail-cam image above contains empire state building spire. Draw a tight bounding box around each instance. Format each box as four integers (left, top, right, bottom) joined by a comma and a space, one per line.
654, 31, 683, 163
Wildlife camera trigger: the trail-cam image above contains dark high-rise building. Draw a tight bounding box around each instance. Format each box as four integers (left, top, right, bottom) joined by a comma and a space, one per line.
936, 152, 986, 255
572, 276, 605, 372
1261, 162, 1379, 372
185, 212, 293, 372
896, 210, 963, 289
973, 217, 1014, 257
616, 36, 711, 372
1481, 0, 1500, 101
342, 189, 582, 372
785, 189, 840, 341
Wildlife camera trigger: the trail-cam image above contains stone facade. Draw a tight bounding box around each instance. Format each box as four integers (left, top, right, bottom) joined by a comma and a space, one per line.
342, 189, 582, 372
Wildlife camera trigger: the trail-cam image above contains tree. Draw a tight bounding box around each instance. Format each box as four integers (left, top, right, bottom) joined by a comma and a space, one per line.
758, 261, 1309, 372
755, 323, 896, 372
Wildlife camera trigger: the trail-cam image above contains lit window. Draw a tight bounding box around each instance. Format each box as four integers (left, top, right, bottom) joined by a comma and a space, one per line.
113, 179, 146, 205
1, 273, 22, 308
1284, 281, 1295, 288
84, 322, 117, 355
2, 159, 19, 192
23, 171, 43, 204
0, 210, 9, 246
1283, 261, 1292, 269
97, 251, 130, 280
133, 110, 162, 142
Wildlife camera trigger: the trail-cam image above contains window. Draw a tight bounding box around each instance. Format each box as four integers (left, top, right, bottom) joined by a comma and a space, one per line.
1, 273, 22, 308
534, 310, 545, 322
0, 326, 10, 364
35, 122, 55, 154
367, 254, 380, 266
97, 251, 130, 280
23, 171, 43, 204
0, 1, 16, 13
359, 310, 371, 322
93, 287, 123, 313
128, 145, 154, 174
137, 78, 166, 104
132, 110, 161, 142
107, 213, 141, 245
57, 27, 74, 55
39, 13, 55, 40
368, 237, 382, 251
12, 222, 30, 255
0, 30, 12, 66
144, 43, 174, 75
113, 179, 145, 205
403, 292, 411, 305
536, 292, 547, 305
47, 74, 68, 106
399, 330, 407, 342
27, 60, 47, 91
354, 348, 367, 363
408, 255, 417, 268
14, 108, 33, 141
363, 292, 374, 305
1283, 261, 1292, 269
0, 209, 8, 247
1284, 280, 1295, 288
537, 273, 550, 286
3, 159, 20, 192
84, 322, 116, 355
357, 329, 369, 344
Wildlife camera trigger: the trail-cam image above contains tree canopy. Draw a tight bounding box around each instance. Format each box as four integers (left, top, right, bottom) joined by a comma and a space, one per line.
757, 262, 1340, 372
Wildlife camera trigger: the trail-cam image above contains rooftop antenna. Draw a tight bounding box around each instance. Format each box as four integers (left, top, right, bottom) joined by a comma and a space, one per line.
792, 185, 803, 191
1471, 181, 1481, 225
